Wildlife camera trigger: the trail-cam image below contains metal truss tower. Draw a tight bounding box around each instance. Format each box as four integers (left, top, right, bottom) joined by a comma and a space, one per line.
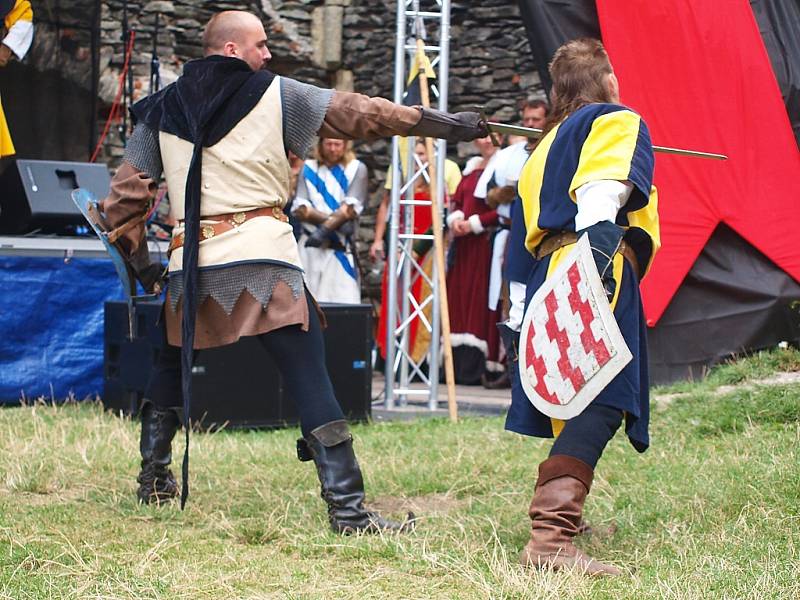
384, 0, 451, 410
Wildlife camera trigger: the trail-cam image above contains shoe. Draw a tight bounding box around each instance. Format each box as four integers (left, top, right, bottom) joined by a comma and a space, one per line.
519, 455, 621, 576
481, 370, 511, 389
297, 420, 414, 534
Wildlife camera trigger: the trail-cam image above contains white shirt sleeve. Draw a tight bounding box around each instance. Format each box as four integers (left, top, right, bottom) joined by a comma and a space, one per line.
3, 19, 34, 61
574, 180, 633, 230
507, 281, 527, 332
343, 162, 367, 215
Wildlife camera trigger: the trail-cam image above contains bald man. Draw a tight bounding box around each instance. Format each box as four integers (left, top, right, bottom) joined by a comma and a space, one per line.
99, 10, 486, 533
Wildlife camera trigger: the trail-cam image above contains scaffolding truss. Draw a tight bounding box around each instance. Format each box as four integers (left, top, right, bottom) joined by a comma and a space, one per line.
384, 0, 451, 410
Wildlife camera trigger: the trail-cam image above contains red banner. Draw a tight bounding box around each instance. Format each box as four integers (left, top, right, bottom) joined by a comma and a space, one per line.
596, 0, 800, 325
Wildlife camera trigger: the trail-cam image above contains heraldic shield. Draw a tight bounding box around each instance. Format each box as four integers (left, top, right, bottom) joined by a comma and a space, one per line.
519, 235, 632, 420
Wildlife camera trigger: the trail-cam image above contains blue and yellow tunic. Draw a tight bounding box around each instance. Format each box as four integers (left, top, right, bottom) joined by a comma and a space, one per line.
504, 103, 660, 452
1, 0, 35, 157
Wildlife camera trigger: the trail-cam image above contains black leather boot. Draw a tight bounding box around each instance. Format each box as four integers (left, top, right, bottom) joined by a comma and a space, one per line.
136, 401, 181, 505
297, 420, 414, 534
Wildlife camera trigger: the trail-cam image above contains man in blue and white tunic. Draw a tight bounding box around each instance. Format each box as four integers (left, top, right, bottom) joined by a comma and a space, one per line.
293, 138, 367, 303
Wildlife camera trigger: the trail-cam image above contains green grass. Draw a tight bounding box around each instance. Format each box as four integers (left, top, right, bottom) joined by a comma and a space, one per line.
1, 350, 799, 599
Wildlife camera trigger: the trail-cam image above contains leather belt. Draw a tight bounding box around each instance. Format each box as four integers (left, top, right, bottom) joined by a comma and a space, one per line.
168, 206, 289, 255
535, 231, 640, 279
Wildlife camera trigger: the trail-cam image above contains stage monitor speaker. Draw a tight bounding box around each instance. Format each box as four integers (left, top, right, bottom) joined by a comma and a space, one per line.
0, 159, 111, 234
103, 301, 373, 429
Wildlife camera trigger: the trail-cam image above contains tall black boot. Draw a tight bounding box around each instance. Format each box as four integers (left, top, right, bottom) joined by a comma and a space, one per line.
297, 420, 414, 534
136, 401, 181, 505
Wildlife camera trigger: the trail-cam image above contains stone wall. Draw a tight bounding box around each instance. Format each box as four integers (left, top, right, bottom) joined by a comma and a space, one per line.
89, 0, 544, 295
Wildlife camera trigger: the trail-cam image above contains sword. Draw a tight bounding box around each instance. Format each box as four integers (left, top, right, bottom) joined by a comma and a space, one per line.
487, 121, 728, 161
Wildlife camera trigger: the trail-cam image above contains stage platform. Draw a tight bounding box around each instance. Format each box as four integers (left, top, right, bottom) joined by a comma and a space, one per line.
0, 235, 169, 403
370, 374, 511, 421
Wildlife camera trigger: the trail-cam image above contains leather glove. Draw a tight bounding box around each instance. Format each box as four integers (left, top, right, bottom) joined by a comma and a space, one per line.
304, 225, 332, 248
305, 207, 354, 248
409, 107, 489, 142
578, 220, 625, 302
497, 322, 521, 363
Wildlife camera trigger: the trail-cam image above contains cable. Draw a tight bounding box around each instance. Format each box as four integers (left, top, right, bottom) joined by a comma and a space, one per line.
90, 30, 136, 163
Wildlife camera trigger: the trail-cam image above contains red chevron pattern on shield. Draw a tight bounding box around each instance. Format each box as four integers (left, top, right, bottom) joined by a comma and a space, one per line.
519, 236, 632, 420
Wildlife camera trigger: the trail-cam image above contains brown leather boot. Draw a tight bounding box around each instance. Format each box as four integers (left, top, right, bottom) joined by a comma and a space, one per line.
519, 455, 621, 576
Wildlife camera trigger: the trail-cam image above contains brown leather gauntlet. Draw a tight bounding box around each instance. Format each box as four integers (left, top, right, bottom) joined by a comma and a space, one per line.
319, 91, 422, 141
99, 161, 163, 293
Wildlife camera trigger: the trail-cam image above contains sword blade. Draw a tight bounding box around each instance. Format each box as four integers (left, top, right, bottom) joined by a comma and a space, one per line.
487, 121, 728, 161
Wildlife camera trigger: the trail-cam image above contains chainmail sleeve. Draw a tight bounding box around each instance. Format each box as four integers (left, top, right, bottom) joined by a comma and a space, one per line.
124, 123, 163, 181
280, 77, 334, 159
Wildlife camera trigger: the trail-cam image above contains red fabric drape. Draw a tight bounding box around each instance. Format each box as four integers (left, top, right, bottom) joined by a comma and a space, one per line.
596, 0, 800, 325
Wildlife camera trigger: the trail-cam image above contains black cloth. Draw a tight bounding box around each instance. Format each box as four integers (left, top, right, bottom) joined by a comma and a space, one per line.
749, 0, 800, 149
131, 55, 276, 507
516, 0, 600, 94
549, 403, 623, 469
147, 290, 345, 438
0, 0, 15, 20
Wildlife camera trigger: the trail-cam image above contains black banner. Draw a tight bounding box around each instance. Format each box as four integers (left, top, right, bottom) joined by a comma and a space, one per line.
516, 0, 600, 94
749, 0, 800, 149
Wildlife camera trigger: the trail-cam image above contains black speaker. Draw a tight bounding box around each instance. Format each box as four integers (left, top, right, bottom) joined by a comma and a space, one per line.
103, 301, 373, 428
0, 159, 111, 233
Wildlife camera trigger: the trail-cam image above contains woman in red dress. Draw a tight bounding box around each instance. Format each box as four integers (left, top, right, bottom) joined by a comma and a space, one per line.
446, 135, 502, 384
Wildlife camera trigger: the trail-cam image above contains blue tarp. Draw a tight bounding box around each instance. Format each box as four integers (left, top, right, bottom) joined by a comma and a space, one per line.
0, 256, 124, 403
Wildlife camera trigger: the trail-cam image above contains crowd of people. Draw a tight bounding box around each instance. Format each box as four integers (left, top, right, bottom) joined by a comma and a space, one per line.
291, 98, 552, 391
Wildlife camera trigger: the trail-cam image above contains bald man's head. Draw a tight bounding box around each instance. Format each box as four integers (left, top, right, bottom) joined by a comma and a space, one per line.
202, 11, 271, 71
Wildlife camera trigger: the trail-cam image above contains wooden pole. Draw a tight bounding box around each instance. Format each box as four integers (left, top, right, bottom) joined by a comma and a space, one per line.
415, 38, 458, 423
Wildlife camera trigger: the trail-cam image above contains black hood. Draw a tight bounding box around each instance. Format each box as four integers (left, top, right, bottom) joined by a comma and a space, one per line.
130, 54, 275, 146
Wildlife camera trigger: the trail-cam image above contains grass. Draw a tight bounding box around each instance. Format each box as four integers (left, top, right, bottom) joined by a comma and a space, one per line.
0, 349, 799, 599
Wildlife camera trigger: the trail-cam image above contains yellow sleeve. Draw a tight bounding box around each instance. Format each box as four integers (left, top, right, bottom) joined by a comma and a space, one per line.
568, 110, 643, 200
5, 1, 33, 28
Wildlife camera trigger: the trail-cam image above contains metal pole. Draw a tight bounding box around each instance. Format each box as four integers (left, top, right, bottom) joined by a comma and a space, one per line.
385, 1, 407, 410
398, 131, 416, 406
429, 0, 450, 411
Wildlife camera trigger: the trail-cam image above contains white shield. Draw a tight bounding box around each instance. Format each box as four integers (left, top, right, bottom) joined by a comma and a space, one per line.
518, 235, 632, 420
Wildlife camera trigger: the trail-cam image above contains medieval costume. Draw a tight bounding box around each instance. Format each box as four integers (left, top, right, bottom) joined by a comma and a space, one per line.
0, 0, 33, 157
505, 100, 659, 574
99, 53, 487, 531
445, 153, 502, 385
293, 154, 367, 303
